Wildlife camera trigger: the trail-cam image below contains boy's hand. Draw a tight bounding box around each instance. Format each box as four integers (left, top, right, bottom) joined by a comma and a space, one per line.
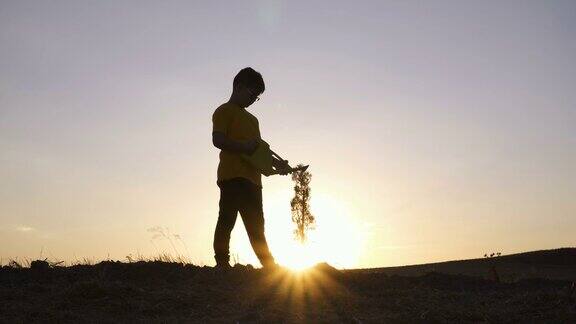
278, 164, 290, 175
243, 139, 259, 155
273, 158, 290, 175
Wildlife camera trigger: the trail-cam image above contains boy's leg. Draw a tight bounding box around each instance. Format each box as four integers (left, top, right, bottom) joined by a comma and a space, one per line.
238, 180, 276, 268
213, 180, 240, 266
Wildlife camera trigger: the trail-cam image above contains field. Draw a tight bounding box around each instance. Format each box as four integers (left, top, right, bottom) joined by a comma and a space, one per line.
1, 248, 575, 323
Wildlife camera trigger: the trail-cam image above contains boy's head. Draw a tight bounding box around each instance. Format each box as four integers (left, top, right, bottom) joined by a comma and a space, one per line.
232, 67, 265, 108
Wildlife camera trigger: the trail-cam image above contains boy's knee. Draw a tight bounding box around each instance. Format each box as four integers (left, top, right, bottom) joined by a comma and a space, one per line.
245, 212, 264, 229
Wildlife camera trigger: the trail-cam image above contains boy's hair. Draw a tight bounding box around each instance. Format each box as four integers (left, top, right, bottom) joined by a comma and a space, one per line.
233, 67, 265, 94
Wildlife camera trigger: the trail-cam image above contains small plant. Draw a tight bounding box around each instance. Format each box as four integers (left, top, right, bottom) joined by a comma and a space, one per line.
231, 252, 240, 266
483, 251, 501, 282
50, 260, 65, 267
290, 164, 316, 243
147, 226, 191, 264
8, 260, 22, 268
81, 257, 95, 265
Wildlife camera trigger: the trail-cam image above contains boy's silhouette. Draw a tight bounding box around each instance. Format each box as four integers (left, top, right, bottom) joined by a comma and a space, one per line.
211, 67, 288, 269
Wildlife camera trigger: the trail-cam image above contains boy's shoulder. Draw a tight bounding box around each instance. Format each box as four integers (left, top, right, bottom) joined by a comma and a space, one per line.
213, 102, 240, 120
214, 102, 257, 121
215, 102, 240, 112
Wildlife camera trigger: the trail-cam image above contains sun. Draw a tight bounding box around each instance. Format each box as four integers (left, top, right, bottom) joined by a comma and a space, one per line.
276, 241, 318, 271
228, 190, 364, 270
265, 192, 364, 270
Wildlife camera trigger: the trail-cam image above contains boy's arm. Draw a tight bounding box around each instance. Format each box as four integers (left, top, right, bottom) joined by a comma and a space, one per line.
212, 131, 258, 155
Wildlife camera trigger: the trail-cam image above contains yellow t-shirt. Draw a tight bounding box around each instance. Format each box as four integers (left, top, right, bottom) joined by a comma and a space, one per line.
212, 102, 262, 187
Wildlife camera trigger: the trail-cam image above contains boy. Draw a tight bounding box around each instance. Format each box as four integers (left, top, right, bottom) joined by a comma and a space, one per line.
211, 67, 288, 269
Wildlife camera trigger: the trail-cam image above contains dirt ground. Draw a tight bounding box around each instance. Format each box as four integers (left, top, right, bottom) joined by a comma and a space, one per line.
1, 249, 575, 323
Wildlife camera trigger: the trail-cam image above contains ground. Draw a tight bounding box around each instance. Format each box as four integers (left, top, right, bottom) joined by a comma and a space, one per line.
1, 248, 575, 323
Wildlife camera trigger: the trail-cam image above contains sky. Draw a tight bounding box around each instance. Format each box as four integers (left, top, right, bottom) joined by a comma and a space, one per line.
1, 0, 575, 269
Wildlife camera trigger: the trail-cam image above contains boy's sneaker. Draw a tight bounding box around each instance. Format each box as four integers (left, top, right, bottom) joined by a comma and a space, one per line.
214, 262, 231, 273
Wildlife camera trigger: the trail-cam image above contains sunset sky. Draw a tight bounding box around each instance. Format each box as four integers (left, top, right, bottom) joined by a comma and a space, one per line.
1, 1, 575, 269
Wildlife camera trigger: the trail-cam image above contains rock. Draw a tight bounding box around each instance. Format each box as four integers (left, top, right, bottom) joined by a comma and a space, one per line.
30, 260, 50, 271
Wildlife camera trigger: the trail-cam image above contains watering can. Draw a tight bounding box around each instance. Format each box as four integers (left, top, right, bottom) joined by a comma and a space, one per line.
241, 139, 309, 176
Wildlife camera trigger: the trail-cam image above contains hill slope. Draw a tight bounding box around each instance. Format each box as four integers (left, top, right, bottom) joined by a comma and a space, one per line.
0, 248, 574, 322
351, 248, 576, 281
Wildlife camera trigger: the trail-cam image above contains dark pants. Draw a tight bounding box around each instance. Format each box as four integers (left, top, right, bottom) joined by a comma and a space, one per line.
213, 177, 275, 267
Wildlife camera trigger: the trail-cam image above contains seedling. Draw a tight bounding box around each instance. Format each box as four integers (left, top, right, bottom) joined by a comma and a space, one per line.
291, 164, 315, 243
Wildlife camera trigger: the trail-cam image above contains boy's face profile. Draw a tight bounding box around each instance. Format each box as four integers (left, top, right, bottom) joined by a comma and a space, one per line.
234, 83, 261, 108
